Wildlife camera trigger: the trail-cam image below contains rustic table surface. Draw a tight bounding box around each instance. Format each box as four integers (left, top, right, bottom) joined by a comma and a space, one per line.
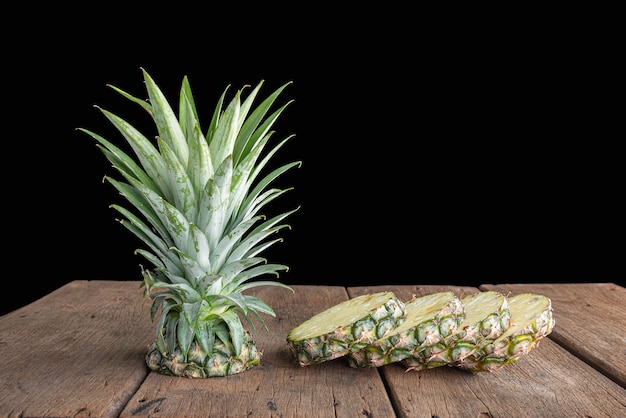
1, 281, 625, 418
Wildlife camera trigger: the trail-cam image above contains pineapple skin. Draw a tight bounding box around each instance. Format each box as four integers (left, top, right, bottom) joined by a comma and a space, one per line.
286, 296, 406, 367
403, 291, 511, 371
146, 330, 260, 378
348, 292, 465, 368
455, 293, 555, 372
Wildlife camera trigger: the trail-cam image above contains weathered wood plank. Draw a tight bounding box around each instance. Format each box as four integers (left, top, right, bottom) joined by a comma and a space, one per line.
381, 339, 626, 418
480, 282, 626, 388
5, 281, 624, 417
0, 280, 153, 418
347, 285, 626, 418
120, 285, 397, 418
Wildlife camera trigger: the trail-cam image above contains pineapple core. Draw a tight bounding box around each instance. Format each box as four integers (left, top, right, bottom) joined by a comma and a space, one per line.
288, 292, 396, 340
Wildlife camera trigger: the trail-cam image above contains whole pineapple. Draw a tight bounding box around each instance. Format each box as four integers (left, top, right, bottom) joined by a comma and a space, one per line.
79, 69, 299, 377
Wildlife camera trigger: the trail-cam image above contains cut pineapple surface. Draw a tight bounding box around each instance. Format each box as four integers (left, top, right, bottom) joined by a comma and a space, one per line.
287, 292, 398, 340
457, 291, 510, 331
286, 291, 406, 366
394, 291, 463, 335
348, 291, 465, 368
403, 290, 510, 370
456, 293, 555, 372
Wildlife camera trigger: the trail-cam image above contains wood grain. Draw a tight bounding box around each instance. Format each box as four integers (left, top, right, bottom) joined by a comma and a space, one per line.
379, 339, 626, 418
0, 280, 153, 418
2, 281, 625, 418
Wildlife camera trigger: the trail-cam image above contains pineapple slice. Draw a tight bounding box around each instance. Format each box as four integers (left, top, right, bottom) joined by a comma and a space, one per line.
403, 290, 511, 371
347, 291, 465, 368
286, 291, 406, 366
455, 293, 555, 372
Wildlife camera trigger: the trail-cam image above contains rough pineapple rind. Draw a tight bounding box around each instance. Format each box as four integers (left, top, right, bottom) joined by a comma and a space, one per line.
347, 291, 465, 368
455, 293, 555, 372
286, 292, 406, 366
402, 290, 511, 371
146, 330, 260, 378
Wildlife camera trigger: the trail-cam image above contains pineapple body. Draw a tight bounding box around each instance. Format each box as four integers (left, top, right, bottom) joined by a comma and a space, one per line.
286, 292, 406, 366
146, 330, 260, 378
347, 291, 465, 368
455, 293, 555, 372
403, 290, 510, 371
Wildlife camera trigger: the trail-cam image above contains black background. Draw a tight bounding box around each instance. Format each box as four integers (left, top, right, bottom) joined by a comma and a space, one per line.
3, 9, 622, 315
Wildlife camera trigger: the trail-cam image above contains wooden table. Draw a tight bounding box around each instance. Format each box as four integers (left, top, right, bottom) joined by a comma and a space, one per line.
1, 281, 625, 417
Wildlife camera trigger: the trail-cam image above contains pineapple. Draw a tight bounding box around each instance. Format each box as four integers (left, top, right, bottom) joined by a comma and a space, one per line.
455, 293, 555, 372
79, 68, 299, 377
287, 290, 554, 373
286, 291, 406, 366
347, 291, 465, 368
402, 290, 510, 371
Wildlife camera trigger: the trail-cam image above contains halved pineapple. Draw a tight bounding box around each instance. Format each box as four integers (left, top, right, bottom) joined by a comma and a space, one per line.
455, 293, 555, 372
403, 290, 510, 371
347, 291, 465, 368
286, 291, 406, 366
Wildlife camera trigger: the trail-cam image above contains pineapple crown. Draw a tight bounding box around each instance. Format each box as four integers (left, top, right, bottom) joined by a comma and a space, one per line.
79, 68, 299, 357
